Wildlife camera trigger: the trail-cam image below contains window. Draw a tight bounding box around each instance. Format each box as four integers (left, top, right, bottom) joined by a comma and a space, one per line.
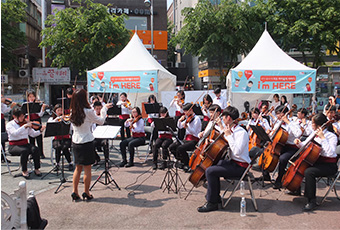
124, 16, 147, 30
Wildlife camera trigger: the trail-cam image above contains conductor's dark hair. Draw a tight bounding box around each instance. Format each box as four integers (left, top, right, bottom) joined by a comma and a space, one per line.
298, 108, 308, 117
214, 88, 221, 94
70, 89, 91, 126
208, 104, 222, 113
275, 105, 288, 114
182, 103, 193, 111
159, 106, 169, 117
12, 107, 24, 118
222, 106, 239, 120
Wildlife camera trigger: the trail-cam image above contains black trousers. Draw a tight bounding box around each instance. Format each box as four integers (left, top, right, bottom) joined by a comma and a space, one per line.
169, 140, 197, 166
119, 118, 130, 140
276, 145, 298, 184
153, 138, 173, 162
8, 144, 40, 171
175, 116, 185, 140
206, 159, 246, 203
120, 137, 145, 163
1, 118, 6, 155
94, 139, 109, 160
52, 139, 72, 164
29, 134, 44, 157
304, 162, 338, 201
202, 120, 209, 131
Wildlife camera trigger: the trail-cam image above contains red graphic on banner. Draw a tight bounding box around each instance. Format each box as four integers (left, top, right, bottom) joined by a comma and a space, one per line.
98, 72, 104, 81
110, 76, 140, 83
244, 70, 253, 80
260, 76, 296, 83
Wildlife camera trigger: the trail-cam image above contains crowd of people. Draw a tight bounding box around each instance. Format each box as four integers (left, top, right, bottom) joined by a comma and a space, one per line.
1, 88, 339, 213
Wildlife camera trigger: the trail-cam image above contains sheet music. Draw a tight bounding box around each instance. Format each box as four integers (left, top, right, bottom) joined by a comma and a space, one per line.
93, 125, 121, 139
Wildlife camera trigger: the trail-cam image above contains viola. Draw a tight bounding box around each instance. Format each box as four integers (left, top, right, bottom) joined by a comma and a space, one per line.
282, 120, 332, 192
124, 100, 131, 108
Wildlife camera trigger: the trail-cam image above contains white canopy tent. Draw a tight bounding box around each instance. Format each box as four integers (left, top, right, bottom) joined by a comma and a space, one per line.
227, 30, 316, 112
87, 33, 176, 106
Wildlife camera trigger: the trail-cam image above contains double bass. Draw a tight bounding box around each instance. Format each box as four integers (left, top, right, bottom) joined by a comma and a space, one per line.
281, 120, 332, 192
258, 104, 297, 172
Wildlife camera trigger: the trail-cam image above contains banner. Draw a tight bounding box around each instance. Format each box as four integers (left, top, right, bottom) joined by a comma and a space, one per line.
87, 70, 157, 93
32, 67, 70, 83
231, 69, 316, 94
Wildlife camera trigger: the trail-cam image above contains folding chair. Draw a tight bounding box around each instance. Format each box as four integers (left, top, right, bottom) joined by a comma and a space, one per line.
318, 157, 340, 205
1, 132, 20, 176
221, 153, 260, 211
135, 126, 153, 162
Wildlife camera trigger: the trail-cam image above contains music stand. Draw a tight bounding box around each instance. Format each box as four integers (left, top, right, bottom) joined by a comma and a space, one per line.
107, 105, 121, 116
191, 104, 203, 116
90, 125, 121, 191
154, 118, 186, 194
21, 102, 42, 114
144, 103, 163, 114
43, 121, 71, 194
249, 125, 274, 188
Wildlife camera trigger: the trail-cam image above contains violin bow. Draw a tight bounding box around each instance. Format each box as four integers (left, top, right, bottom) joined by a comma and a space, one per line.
36, 77, 41, 101
26, 90, 30, 122
134, 91, 138, 107
187, 91, 206, 113
62, 89, 65, 117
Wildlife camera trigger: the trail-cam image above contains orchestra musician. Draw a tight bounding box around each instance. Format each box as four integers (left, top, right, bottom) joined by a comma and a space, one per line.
170, 90, 185, 140
48, 104, 73, 171
280, 95, 290, 110
201, 94, 213, 130
70, 89, 111, 202
246, 108, 271, 134
6, 107, 46, 179
65, 87, 73, 114
272, 105, 302, 189
116, 92, 132, 140
119, 107, 146, 168
271, 94, 281, 110
323, 96, 338, 115
1, 95, 16, 163
146, 95, 159, 153
152, 106, 173, 170
197, 106, 251, 212
91, 101, 107, 165
294, 113, 338, 211
169, 103, 202, 172
26, 90, 48, 159
324, 105, 340, 136
293, 108, 313, 141
212, 88, 228, 110
198, 104, 222, 139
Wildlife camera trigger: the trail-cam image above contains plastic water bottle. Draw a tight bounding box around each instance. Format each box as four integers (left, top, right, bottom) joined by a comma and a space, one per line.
240, 181, 245, 195
240, 197, 246, 217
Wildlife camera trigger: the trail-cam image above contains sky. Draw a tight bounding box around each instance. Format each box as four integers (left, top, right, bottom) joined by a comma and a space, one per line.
167, 0, 172, 9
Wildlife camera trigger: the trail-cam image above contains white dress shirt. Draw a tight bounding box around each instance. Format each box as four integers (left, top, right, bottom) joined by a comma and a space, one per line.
293, 118, 313, 137
213, 96, 228, 110
1, 103, 11, 114
170, 98, 184, 114
246, 118, 271, 134
178, 115, 202, 138
72, 107, 107, 144
116, 101, 130, 115
297, 129, 337, 158
224, 124, 251, 164
272, 119, 302, 145
6, 119, 41, 141
125, 118, 145, 133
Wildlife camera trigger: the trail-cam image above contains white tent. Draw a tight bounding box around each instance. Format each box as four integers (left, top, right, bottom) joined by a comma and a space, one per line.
227, 30, 316, 112
87, 33, 176, 105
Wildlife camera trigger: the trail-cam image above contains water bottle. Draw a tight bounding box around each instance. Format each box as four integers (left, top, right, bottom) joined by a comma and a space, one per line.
240, 181, 245, 195
240, 197, 246, 217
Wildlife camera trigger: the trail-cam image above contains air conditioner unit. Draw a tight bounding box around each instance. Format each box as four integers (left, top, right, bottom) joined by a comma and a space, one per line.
19, 58, 26, 68
19, 69, 29, 78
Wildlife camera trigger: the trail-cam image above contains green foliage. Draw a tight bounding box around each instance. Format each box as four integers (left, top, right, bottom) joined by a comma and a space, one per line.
175, 0, 263, 80
1, 0, 27, 72
254, 0, 340, 67
40, 0, 131, 75
167, 20, 176, 63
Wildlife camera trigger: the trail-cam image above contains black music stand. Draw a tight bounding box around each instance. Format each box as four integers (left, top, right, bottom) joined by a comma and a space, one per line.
90, 126, 121, 191
43, 122, 71, 194
249, 125, 274, 188
21, 102, 42, 114
192, 104, 203, 116
107, 105, 121, 116
144, 103, 163, 114
154, 118, 186, 194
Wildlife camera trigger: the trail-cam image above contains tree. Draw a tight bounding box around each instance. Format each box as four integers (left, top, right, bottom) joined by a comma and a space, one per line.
254, 0, 340, 67
1, 0, 27, 72
40, 0, 131, 76
167, 20, 176, 64
174, 0, 263, 85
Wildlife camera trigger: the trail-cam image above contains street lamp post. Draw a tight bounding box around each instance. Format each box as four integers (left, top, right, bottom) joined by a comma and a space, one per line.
144, 0, 154, 56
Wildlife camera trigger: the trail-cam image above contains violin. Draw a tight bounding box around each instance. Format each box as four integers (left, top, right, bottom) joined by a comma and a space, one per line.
129, 115, 142, 129
4, 98, 13, 105
124, 99, 131, 108
184, 114, 194, 128
18, 120, 42, 130
174, 96, 184, 105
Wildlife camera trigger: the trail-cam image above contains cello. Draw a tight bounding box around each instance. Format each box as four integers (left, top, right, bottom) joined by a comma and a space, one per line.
258, 104, 297, 172
189, 125, 230, 187
282, 119, 333, 192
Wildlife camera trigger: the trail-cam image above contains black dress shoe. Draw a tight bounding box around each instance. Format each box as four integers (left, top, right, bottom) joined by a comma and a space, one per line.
71, 192, 81, 202
82, 192, 94, 201
197, 202, 219, 213
183, 165, 191, 173
40, 154, 46, 159
303, 202, 317, 212
255, 175, 271, 182
34, 171, 42, 177
287, 188, 301, 196
159, 162, 166, 170
125, 162, 134, 168
119, 161, 127, 167
273, 181, 282, 190
152, 163, 158, 170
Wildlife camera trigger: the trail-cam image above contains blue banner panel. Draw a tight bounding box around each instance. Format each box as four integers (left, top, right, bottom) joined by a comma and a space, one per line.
231, 69, 316, 94
87, 70, 158, 93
